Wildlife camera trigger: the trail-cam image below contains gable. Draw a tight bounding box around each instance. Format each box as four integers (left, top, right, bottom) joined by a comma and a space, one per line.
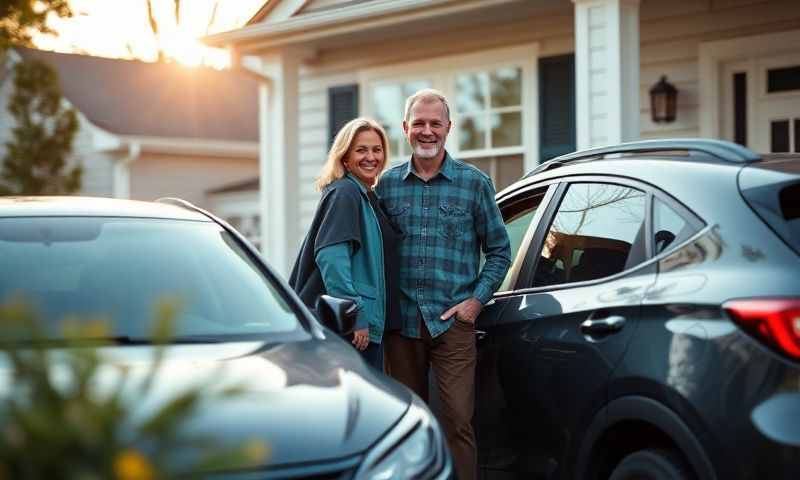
246, 0, 375, 25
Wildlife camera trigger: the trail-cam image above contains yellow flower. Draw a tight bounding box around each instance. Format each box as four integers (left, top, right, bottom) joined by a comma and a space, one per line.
242, 439, 270, 465
113, 449, 156, 480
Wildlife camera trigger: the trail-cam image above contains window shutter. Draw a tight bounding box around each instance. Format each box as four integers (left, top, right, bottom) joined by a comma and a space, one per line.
328, 84, 359, 147
539, 55, 576, 162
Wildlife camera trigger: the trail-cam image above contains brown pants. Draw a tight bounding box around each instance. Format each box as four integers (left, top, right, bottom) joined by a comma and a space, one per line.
385, 319, 477, 480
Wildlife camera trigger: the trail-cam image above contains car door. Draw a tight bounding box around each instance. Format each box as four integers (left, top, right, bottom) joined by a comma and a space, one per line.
474, 182, 559, 479
476, 178, 658, 479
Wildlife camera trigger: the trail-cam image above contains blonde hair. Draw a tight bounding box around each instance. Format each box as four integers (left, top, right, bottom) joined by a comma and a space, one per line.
403, 88, 451, 123
315, 117, 391, 191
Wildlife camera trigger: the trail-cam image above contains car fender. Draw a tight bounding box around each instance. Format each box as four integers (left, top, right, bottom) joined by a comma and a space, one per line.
574, 395, 716, 480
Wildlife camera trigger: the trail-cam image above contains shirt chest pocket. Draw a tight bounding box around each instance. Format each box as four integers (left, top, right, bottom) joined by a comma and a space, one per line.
385, 202, 411, 233
439, 203, 472, 240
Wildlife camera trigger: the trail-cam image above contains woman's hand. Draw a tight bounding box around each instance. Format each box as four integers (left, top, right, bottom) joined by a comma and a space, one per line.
352, 328, 369, 351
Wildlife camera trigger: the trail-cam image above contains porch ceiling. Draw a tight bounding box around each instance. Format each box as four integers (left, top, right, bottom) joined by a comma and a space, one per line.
205, 0, 569, 55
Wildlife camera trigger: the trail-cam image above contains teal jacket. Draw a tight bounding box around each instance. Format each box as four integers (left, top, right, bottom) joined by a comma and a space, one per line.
311, 175, 386, 343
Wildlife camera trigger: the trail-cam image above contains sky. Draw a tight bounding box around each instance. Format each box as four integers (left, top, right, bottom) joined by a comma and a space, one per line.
32, 0, 265, 69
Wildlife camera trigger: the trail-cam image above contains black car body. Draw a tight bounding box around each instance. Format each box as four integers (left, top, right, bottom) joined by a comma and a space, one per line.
0, 196, 452, 479
471, 140, 800, 479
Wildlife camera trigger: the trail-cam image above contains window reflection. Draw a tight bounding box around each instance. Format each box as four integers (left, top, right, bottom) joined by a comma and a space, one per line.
371, 80, 432, 161
532, 183, 646, 287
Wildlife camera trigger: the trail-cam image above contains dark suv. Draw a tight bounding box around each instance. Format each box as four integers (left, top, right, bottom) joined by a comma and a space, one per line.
471, 139, 800, 479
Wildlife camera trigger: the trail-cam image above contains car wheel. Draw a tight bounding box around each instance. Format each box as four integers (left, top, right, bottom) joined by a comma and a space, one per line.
608, 448, 693, 480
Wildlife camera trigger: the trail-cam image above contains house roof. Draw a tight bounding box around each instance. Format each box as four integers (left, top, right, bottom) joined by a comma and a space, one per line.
204, 0, 527, 52
16, 48, 259, 142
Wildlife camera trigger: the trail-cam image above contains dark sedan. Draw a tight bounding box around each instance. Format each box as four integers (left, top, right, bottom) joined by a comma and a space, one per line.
470, 139, 800, 479
0, 196, 452, 479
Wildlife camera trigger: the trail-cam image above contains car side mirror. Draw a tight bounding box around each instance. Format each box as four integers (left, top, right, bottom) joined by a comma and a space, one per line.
315, 295, 358, 336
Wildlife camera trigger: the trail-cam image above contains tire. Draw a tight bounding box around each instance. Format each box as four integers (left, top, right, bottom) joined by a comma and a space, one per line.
608, 448, 693, 480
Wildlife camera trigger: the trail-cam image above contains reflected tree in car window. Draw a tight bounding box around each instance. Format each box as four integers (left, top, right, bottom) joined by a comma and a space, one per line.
533, 183, 646, 287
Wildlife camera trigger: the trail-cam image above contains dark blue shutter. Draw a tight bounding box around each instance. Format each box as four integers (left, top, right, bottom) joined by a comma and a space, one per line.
539, 54, 576, 162
328, 84, 359, 146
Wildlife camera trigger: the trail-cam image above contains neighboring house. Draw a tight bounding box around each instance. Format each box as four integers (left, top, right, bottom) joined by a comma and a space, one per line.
204, 0, 800, 274
0, 47, 261, 242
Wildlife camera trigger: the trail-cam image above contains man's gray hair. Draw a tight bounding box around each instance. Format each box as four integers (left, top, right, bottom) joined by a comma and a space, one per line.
403, 88, 451, 123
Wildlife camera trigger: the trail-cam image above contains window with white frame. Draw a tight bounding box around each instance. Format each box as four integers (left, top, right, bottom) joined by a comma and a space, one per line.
371, 79, 432, 163
364, 46, 534, 190
455, 67, 523, 153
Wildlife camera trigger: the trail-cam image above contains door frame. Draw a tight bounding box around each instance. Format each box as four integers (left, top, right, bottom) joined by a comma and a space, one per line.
699, 29, 800, 141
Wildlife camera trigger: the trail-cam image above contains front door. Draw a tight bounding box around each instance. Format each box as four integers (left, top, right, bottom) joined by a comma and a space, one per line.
722, 51, 800, 152
752, 53, 800, 153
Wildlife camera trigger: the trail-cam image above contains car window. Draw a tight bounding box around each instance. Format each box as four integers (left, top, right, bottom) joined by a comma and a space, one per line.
653, 197, 699, 255
531, 182, 646, 287
498, 189, 547, 291
0, 217, 302, 341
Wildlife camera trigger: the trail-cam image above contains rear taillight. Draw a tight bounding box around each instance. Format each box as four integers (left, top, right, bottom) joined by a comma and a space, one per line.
723, 298, 800, 360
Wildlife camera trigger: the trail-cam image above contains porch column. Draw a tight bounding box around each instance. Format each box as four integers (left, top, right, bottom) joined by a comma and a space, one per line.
573, 0, 640, 149
246, 52, 300, 276
112, 142, 139, 199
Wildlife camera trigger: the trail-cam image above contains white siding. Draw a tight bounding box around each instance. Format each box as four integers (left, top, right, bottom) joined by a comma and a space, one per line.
129, 153, 257, 209
639, 0, 800, 138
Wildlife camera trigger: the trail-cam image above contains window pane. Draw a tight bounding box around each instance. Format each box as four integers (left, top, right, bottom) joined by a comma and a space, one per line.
491, 111, 522, 148
403, 80, 431, 98
459, 114, 486, 150
767, 65, 800, 93
456, 72, 487, 113
532, 183, 646, 287
498, 191, 545, 291
771, 119, 790, 152
653, 197, 697, 255
491, 67, 522, 108
372, 84, 403, 155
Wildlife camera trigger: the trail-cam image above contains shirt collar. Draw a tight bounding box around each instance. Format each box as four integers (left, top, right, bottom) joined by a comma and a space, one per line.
402, 151, 455, 182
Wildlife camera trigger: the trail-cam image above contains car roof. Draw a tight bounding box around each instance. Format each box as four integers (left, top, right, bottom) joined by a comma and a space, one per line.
0, 196, 212, 222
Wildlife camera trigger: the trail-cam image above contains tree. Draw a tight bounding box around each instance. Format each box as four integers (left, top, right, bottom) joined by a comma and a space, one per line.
0, 58, 82, 195
0, 0, 72, 51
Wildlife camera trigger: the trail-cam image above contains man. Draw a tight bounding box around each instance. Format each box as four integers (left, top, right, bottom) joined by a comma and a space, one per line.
377, 89, 511, 480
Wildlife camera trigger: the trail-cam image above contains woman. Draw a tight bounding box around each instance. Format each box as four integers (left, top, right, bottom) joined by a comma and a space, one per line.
289, 118, 401, 370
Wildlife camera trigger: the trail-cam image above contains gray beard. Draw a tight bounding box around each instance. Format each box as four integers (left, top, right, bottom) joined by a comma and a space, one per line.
412, 142, 441, 159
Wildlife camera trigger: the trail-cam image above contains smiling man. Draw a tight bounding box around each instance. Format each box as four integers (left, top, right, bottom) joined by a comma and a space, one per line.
376, 89, 511, 480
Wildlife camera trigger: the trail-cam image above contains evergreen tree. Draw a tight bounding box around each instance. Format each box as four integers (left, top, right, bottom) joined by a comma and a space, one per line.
0, 57, 81, 195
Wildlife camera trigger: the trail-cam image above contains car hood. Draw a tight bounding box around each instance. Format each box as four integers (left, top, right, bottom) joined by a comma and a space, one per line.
0, 336, 411, 469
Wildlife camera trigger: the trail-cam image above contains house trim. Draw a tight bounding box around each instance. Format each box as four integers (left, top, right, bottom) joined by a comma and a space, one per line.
699, 29, 800, 139
205, 0, 518, 51
358, 42, 540, 171
115, 135, 259, 158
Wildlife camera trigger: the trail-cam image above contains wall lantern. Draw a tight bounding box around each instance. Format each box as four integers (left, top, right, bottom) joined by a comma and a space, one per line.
649, 75, 678, 123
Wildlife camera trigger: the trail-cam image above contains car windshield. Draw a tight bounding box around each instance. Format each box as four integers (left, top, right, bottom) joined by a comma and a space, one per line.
0, 217, 302, 342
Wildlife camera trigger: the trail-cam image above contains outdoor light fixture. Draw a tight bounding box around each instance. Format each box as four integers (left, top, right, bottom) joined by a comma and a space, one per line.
649, 75, 678, 123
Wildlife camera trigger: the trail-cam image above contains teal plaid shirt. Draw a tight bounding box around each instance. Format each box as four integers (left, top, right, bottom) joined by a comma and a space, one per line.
376, 152, 511, 338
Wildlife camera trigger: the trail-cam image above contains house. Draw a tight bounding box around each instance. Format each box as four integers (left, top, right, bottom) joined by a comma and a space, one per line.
204, 0, 800, 275
0, 48, 261, 242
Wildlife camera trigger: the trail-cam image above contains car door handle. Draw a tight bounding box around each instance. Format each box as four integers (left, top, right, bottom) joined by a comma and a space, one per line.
580, 316, 626, 335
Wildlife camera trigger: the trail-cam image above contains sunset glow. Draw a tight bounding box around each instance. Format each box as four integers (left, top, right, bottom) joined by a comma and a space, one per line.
31, 0, 264, 69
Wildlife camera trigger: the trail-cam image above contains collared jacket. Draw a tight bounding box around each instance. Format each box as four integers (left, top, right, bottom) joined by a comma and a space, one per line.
376, 152, 511, 339
289, 174, 386, 343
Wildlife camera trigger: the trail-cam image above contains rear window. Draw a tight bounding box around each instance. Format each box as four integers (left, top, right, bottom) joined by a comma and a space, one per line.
739, 162, 800, 254
780, 183, 800, 250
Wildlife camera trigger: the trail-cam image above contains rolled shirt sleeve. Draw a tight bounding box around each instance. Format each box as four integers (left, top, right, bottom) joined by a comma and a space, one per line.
471, 176, 512, 305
